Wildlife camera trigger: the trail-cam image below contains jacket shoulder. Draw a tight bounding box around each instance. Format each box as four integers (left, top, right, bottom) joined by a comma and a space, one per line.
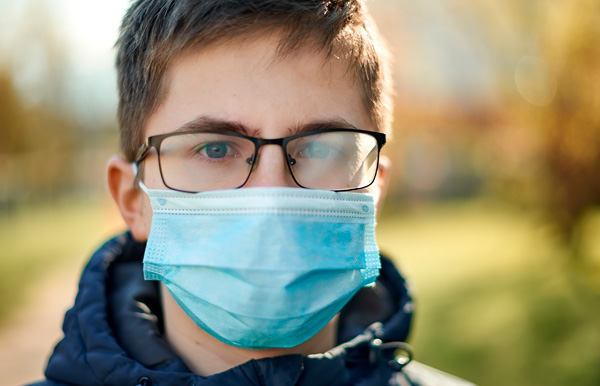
395, 361, 477, 386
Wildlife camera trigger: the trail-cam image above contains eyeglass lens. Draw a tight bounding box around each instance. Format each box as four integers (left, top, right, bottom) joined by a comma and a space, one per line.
157, 131, 379, 192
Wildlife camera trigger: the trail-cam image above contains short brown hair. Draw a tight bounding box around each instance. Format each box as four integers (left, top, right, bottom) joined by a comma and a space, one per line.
115, 0, 392, 161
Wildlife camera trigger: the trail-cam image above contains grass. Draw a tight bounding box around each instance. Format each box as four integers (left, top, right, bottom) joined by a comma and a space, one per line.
0, 197, 126, 326
377, 199, 600, 386
1, 197, 598, 385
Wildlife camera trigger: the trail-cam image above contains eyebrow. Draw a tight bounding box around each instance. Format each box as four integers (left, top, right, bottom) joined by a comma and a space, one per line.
287, 118, 358, 136
174, 115, 360, 138
176, 116, 261, 137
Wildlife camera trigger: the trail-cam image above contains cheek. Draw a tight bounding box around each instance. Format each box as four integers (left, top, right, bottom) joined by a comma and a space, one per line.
353, 183, 376, 196
141, 154, 168, 189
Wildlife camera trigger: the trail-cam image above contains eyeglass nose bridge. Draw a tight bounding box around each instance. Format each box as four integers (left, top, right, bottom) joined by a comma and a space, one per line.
247, 137, 293, 172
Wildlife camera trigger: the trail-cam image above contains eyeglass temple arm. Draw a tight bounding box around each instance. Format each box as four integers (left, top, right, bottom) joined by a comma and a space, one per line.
376, 132, 386, 148
135, 140, 151, 164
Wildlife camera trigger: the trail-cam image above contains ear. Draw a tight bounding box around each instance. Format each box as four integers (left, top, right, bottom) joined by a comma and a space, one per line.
107, 157, 148, 241
374, 155, 391, 214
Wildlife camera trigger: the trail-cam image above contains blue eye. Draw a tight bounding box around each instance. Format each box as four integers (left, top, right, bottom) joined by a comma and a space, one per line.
194, 142, 237, 160
202, 142, 230, 159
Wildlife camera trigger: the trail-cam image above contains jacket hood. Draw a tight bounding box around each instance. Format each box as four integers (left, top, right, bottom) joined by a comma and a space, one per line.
39, 233, 414, 386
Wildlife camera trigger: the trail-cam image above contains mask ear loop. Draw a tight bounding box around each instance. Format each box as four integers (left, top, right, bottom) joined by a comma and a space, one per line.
131, 163, 150, 193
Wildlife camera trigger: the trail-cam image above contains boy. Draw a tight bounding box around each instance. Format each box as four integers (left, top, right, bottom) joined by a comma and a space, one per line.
30, 1, 474, 385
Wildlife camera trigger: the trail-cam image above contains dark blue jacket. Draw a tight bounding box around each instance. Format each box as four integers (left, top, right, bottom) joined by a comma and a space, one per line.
27, 233, 474, 386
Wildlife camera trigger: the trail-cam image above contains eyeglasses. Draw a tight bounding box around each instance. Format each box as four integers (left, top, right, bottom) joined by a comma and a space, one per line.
135, 128, 386, 192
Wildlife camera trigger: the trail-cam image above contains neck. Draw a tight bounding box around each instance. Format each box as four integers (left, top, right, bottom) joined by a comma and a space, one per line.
160, 284, 338, 376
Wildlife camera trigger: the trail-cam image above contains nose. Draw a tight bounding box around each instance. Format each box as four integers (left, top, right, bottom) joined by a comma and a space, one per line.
243, 144, 298, 188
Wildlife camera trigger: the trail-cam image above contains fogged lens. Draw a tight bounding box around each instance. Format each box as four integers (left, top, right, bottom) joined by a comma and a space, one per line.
286, 131, 379, 190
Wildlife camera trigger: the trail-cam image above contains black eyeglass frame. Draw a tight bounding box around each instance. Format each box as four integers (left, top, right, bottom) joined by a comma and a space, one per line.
135, 128, 386, 193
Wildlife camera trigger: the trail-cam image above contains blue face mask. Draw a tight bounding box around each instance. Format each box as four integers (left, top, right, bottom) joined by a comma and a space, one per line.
140, 183, 381, 349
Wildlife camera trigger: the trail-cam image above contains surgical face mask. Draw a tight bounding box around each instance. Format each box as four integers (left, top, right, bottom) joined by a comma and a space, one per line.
140, 183, 381, 349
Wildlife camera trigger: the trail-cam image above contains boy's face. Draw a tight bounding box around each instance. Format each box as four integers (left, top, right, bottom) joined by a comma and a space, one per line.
118, 35, 388, 241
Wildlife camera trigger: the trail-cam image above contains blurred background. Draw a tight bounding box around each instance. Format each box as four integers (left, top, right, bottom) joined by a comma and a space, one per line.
0, 0, 599, 385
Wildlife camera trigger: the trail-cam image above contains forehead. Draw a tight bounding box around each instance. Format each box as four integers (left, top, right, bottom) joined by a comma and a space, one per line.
144, 35, 373, 139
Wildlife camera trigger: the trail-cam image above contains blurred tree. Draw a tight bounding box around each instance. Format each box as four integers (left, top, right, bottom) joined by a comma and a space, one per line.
0, 72, 28, 153
0, 0, 78, 205
469, 0, 600, 253
535, 0, 600, 250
